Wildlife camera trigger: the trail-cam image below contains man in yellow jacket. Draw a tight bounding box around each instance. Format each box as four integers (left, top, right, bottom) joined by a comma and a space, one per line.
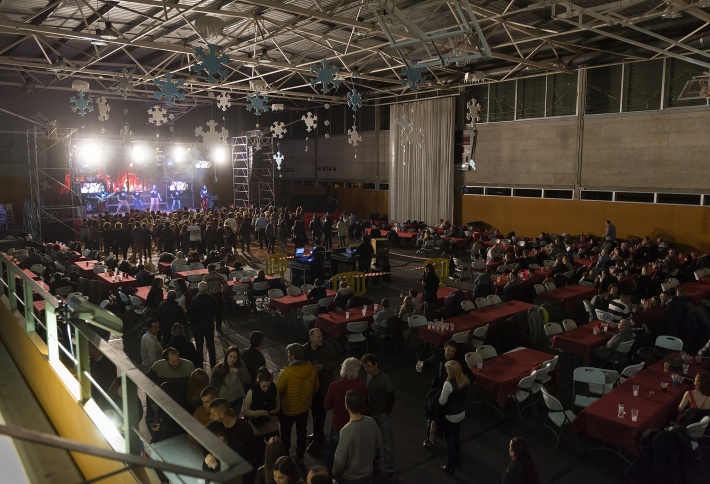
275, 343, 319, 461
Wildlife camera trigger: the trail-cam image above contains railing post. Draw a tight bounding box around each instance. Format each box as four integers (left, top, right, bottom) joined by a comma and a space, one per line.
75, 332, 91, 403
7, 264, 17, 311
121, 372, 141, 455
23, 279, 35, 333
45, 303, 59, 363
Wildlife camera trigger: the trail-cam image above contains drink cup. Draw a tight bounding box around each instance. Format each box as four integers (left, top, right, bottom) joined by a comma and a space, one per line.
477, 362, 483, 371
631, 409, 638, 422
683, 363, 689, 375
416, 361, 423, 373
345, 311, 350, 319
633, 385, 639, 397
593, 327, 599, 335
373, 303, 378, 311
661, 382, 668, 393
648, 391, 655, 400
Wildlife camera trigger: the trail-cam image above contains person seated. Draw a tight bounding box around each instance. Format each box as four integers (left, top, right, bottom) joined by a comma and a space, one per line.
135, 264, 154, 286
158, 252, 176, 263
249, 269, 269, 311
598, 269, 619, 292
487, 241, 505, 262
591, 287, 610, 311
216, 260, 231, 276
522, 267, 542, 286
170, 251, 188, 273
591, 318, 635, 366
595, 248, 611, 270
608, 291, 632, 322
48, 273, 74, 295
332, 281, 353, 308
307, 279, 328, 302
502, 271, 522, 301
370, 298, 396, 335
678, 372, 710, 426
550, 258, 568, 277
398, 289, 421, 321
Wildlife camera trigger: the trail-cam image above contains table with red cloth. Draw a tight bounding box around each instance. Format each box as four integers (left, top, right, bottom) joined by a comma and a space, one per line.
676, 282, 710, 304
315, 306, 376, 338
134, 286, 168, 303
94, 272, 139, 291
418, 300, 533, 348
442, 237, 469, 250
574, 256, 598, 270
550, 322, 609, 364
21, 268, 42, 280
269, 289, 336, 316
572, 353, 692, 456
396, 232, 417, 246
364, 227, 391, 236
72, 260, 99, 278
226, 274, 274, 288
158, 262, 172, 275
436, 287, 472, 306
175, 268, 210, 279
537, 285, 597, 311
493, 269, 551, 293
700, 275, 710, 285
471, 348, 555, 407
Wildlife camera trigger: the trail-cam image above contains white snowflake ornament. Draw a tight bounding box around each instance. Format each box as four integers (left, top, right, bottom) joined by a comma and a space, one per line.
96, 96, 110, 121
466, 98, 481, 127
112, 69, 134, 98
217, 92, 231, 111
270, 122, 287, 139
302, 112, 318, 132
195, 120, 229, 147
274, 152, 284, 170
148, 106, 169, 126
347, 125, 362, 146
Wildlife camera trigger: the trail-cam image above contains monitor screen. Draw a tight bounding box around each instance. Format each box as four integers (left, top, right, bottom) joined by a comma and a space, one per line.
169, 181, 189, 191
295, 248, 305, 257
80, 182, 106, 194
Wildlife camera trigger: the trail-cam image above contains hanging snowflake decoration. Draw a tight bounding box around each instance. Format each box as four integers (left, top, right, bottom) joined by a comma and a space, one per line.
148, 105, 171, 126
347, 125, 362, 146
112, 69, 134, 98
270, 121, 287, 139
309, 59, 341, 94
302, 112, 318, 132
466, 98, 482, 128
195, 120, 230, 147
347, 89, 363, 111
154, 73, 186, 105
96, 96, 110, 121
410, 127, 424, 148
70, 92, 93, 116
396, 114, 414, 145
120, 124, 133, 145
194, 44, 230, 83
246, 91, 269, 115
274, 152, 284, 170
401, 64, 426, 91
216, 92, 231, 111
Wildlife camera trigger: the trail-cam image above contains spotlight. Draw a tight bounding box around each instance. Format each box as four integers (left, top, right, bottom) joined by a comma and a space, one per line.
172, 145, 185, 163
212, 145, 227, 163
79, 141, 103, 162
131, 144, 149, 163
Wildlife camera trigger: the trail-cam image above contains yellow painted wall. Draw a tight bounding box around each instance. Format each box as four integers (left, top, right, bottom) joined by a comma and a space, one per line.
455, 195, 710, 253
337, 189, 389, 220
0, 297, 138, 483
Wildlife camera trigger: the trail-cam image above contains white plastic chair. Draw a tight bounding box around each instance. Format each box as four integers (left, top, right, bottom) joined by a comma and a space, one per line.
461, 300, 475, 312
251, 281, 270, 309
345, 321, 369, 353
232, 284, 249, 307
543, 260, 555, 269
476, 345, 497, 360
655, 335, 683, 352
562, 319, 577, 331
452, 258, 470, 281
618, 362, 645, 385
465, 351, 483, 368
688, 416, 710, 474
528, 263, 540, 270
408, 315, 428, 330
475, 297, 490, 309
534, 284, 546, 294
583, 300, 596, 322
572, 367, 606, 409
544, 323, 563, 337
595, 309, 615, 323
544, 280, 557, 291
537, 356, 559, 386
268, 289, 284, 300
301, 284, 314, 294
509, 374, 537, 418
451, 330, 471, 344
287, 286, 303, 296
318, 296, 335, 312
243, 269, 258, 278
55, 286, 74, 297
471, 324, 489, 348
228, 270, 243, 280
189, 262, 205, 270
300, 304, 320, 331
540, 387, 576, 453
174, 264, 191, 274
487, 294, 502, 305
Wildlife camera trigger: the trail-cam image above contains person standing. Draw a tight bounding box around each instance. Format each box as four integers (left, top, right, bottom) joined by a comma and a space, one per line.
255, 212, 269, 249
188, 281, 218, 368
116, 187, 130, 215
361, 353, 396, 479
265, 216, 277, 254
499, 437, 542, 484
352, 235, 374, 273
202, 263, 228, 333
171, 189, 181, 211
275, 344, 319, 462
322, 214, 333, 250
211, 345, 252, 412
438, 360, 469, 475
302, 328, 339, 452
605, 220, 617, 243
332, 390, 381, 484
421, 263, 440, 316
200, 185, 210, 211
149, 185, 161, 212
141, 319, 163, 373
242, 331, 267, 380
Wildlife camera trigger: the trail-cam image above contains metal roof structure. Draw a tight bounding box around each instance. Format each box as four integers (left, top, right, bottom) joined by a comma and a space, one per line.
0, 0, 709, 109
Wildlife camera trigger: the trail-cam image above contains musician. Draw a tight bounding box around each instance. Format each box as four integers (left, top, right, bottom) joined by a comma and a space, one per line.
149, 185, 161, 212
116, 187, 130, 215
133, 189, 143, 211
171, 189, 181, 211
95, 188, 109, 213
200, 185, 209, 211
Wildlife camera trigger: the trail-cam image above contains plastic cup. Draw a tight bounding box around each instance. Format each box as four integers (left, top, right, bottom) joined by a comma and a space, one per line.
661, 382, 668, 393
477, 362, 483, 371
631, 409, 638, 422
683, 363, 689, 375
373, 303, 378, 311
345, 311, 350, 319
632, 385, 639, 397
593, 327, 599, 335
416, 361, 423, 373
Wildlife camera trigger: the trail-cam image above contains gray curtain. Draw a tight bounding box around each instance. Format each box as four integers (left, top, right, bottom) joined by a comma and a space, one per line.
389, 97, 455, 225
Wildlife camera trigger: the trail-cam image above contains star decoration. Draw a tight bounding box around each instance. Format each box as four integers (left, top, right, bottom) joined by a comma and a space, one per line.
195, 120, 230, 147
194, 44, 230, 83
154, 73, 186, 105
70, 92, 93, 116
347, 89, 363, 111
401, 64, 426, 91
270, 121, 287, 138
217, 92, 231, 111
302, 112, 318, 132
246, 91, 269, 115
112, 68, 134, 98
96, 96, 110, 121
309, 59, 341, 94
348, 125, 362, 146
274, 152, 284, 170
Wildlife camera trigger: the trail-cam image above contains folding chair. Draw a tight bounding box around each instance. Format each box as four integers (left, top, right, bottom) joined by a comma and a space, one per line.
540, 387, 576, 453
475, 297, 490, 309
572, 367, 606, 409
471, 324, 489, 348
655, 335, 683, 352
345, 321, 369, 354
476, 344, 497, 360
461, 300, 475, 312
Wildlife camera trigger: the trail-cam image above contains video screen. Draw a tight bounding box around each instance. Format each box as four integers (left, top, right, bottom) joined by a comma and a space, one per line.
169, 181, 189, 191
80, 182, 106, 194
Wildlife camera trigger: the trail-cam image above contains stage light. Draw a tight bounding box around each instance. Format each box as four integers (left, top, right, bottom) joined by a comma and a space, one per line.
212, 145, 227, 163
131, 144, 149, 163
79, 141, 103, 163
172, 145, 185, 163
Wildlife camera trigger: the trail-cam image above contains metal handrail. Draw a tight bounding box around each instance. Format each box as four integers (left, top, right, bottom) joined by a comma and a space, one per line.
0, 253, 250, 483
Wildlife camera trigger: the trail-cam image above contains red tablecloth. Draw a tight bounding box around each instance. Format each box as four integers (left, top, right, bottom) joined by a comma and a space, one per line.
442, 237, 469, 250
175, 268, 210, 279
158, 262, 172, 274
226, 275, 275, 287
700, 275, 710, 285
676, 282, 710, 304
435, 287, 472, 306
72, 260, 99, 278
418, 300, 533, 347
572, 354, 693, 455
269, 290, 336, 316
550, 322, 609, 364
315, 306, 376, 338
537, 285, 597, 311
493, 269, 551, 293
21, 269, 42, 280
574, 257, 598, 269
134, 286, 168, 303
472, 348, 554, 407
94, 272, 139, 291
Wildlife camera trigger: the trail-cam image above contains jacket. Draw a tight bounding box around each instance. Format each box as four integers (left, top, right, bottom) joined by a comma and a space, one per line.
275, 361, 319, 416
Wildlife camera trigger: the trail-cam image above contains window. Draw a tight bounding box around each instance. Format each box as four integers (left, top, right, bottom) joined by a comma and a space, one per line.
586, 65, 622, 114
513, 188, 542, 198
546, 73, 577, 117
378, 183, 389, 190
463, 186, 484, 194
489, 81, 516, 122
615, 192, 654, 203
657, 193, 701, 205
362, 183, 376, 190
623, 60, 663, 112
665, 57, 708, 109
517, 76, 546, 119
379, 104, 390, 130
580, 190, 613, 201
543, 189, 573, 199
485, 187, 512, 196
